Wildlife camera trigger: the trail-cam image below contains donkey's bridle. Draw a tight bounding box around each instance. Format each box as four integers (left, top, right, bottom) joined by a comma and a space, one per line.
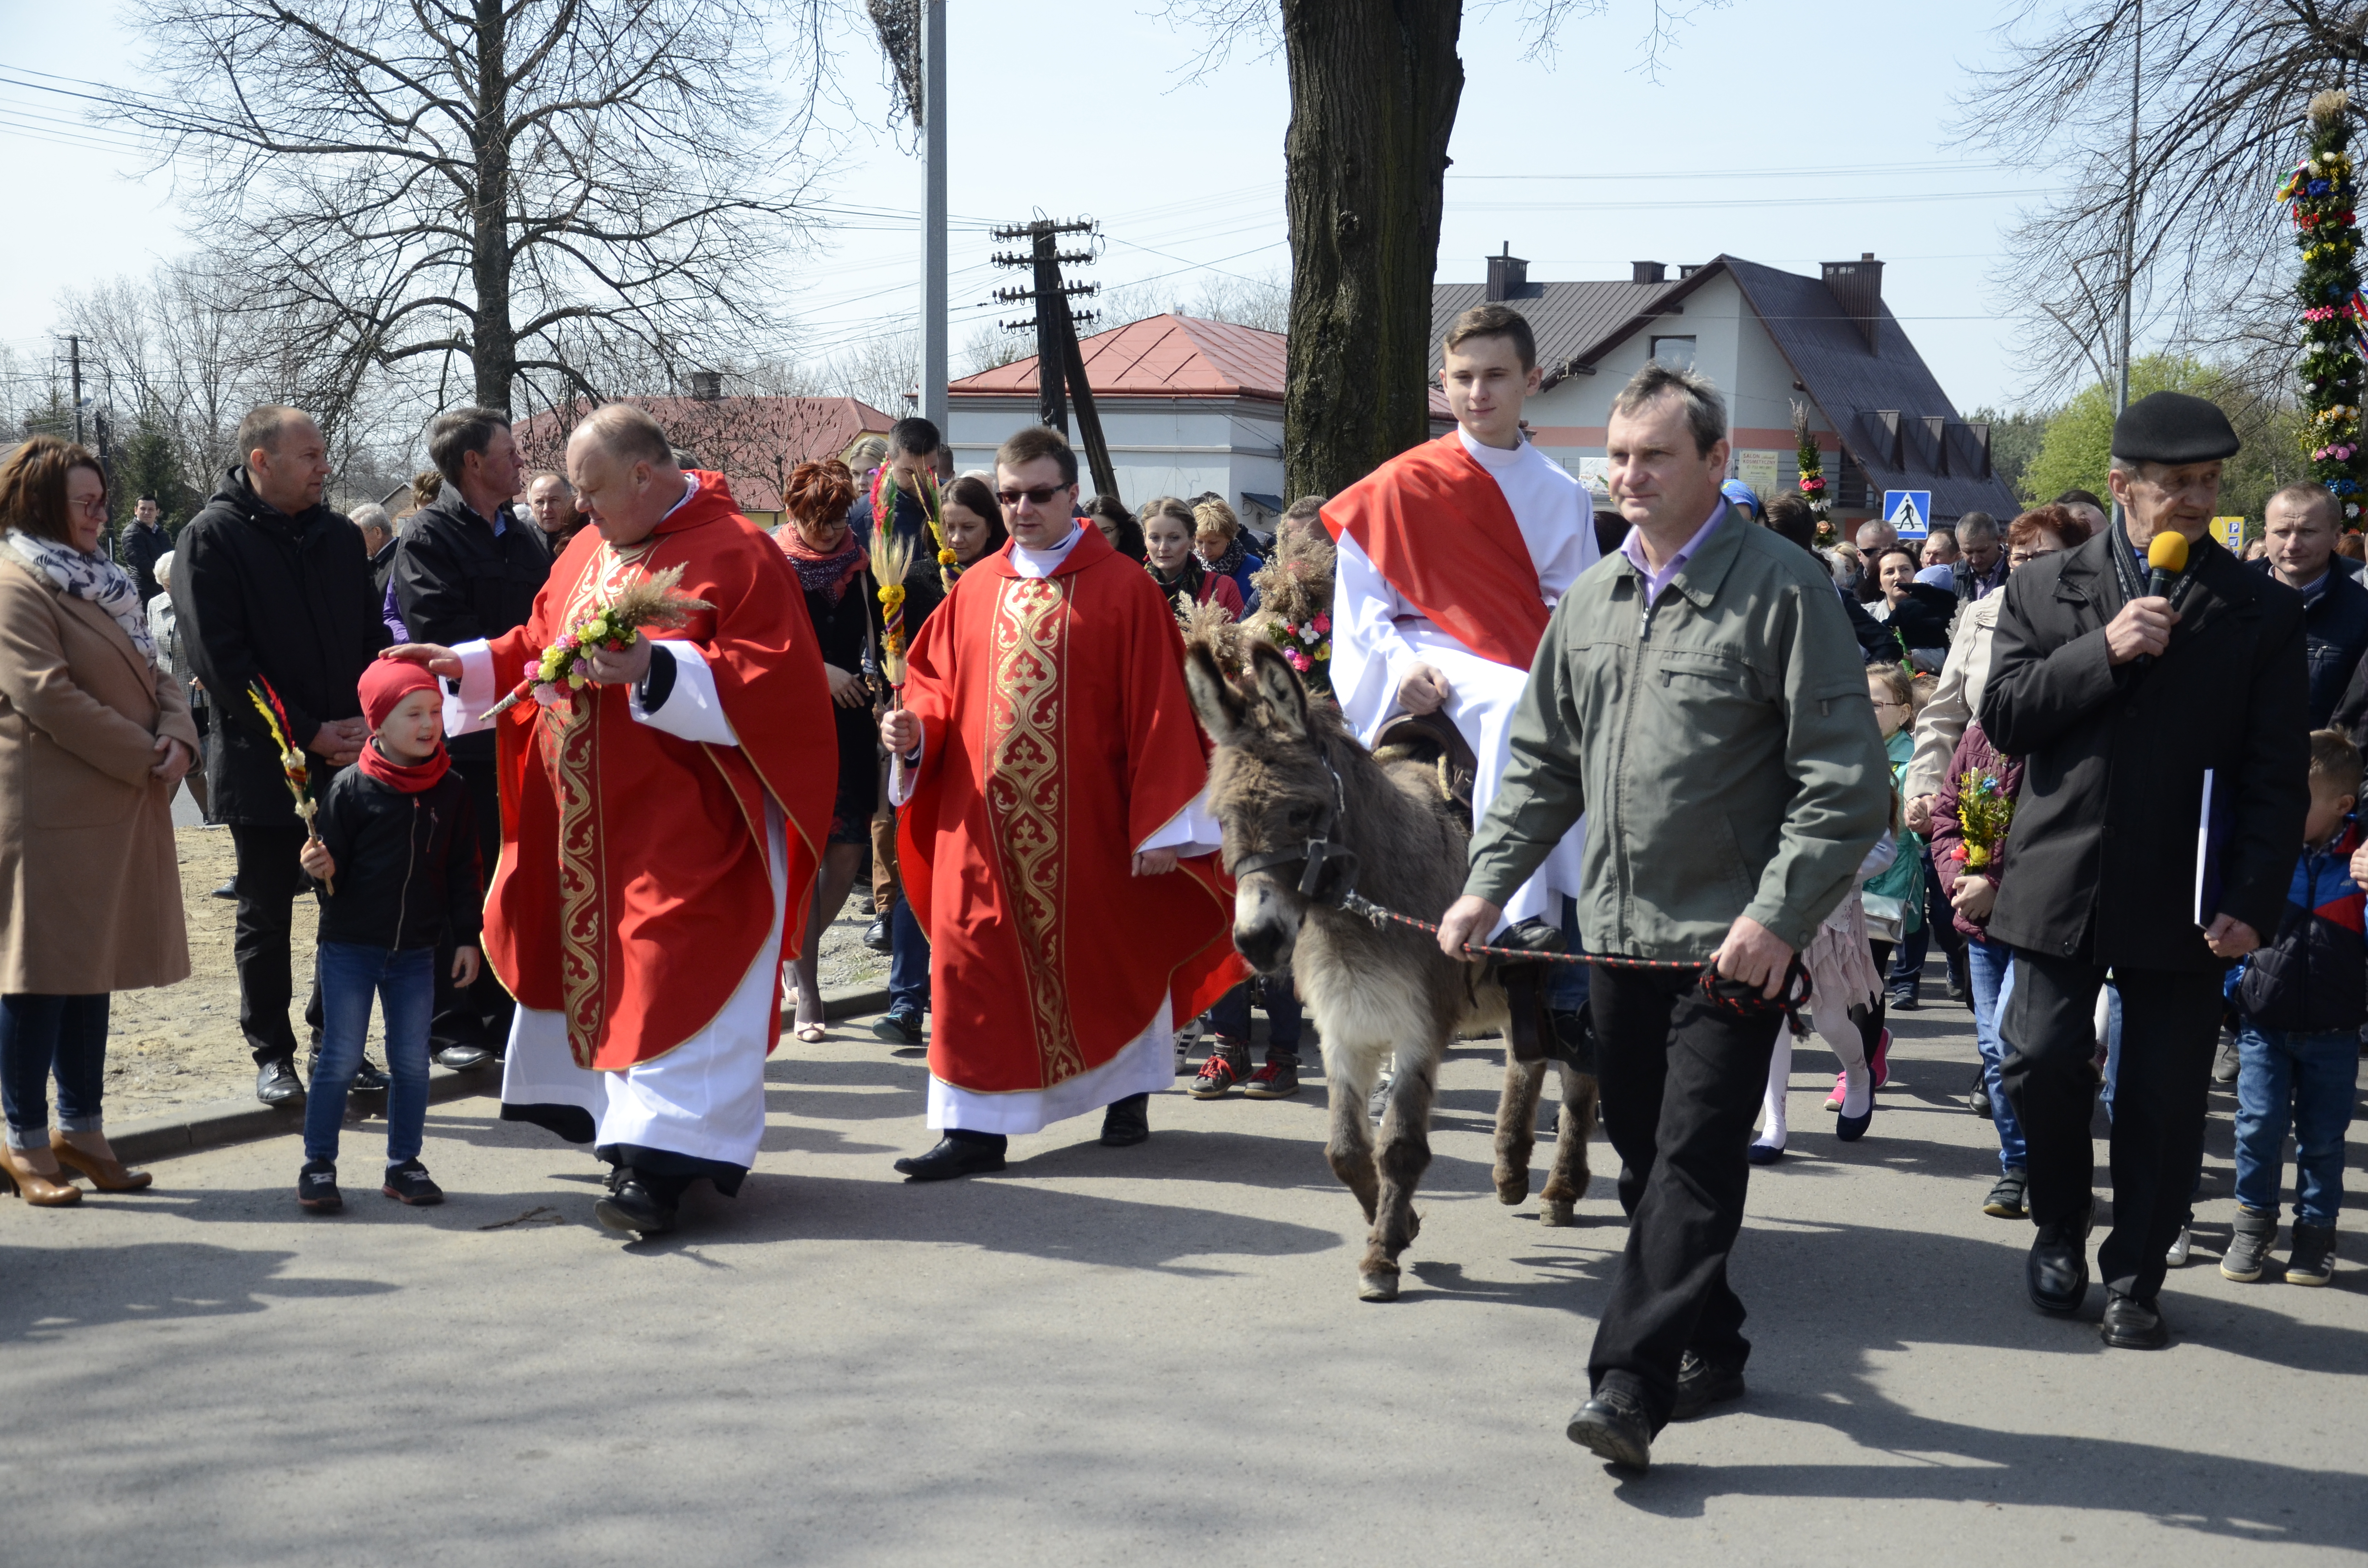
1229, 745, 1362, 908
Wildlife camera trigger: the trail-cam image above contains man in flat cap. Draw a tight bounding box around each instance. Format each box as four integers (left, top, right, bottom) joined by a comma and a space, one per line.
1979, 390, 2308, 1347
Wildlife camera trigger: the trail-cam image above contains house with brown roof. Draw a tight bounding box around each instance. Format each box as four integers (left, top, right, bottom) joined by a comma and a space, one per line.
512, 392, 897, 527
1433, 248, 2017, 528
950, 313, 1451, 532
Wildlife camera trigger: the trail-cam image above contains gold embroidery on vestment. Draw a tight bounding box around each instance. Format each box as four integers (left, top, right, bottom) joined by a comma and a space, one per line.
985, 576, 1080, 1083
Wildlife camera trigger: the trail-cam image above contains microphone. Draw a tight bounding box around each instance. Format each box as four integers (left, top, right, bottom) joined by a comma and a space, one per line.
2146, 529, 2189, 600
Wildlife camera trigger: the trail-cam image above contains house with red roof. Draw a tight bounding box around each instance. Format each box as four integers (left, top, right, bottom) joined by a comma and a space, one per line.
950, 313, 1452, 532
512, 392, 897, 526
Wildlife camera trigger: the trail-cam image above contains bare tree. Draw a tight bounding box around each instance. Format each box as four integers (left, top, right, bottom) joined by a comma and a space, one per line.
1960, 0, 2368, 401
116, 0, 836, 419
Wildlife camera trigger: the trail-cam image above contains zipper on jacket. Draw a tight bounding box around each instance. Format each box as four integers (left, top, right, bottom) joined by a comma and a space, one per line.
393, 798, 422, 945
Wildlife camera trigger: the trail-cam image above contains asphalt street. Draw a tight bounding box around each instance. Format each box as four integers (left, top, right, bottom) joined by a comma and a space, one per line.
3, 994, 2363, 1567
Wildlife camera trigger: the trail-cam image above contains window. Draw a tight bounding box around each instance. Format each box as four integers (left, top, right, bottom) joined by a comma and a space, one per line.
1649, 336, 1696, 371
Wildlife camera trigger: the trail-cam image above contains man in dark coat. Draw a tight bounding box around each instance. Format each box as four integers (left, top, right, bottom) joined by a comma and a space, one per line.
173, 406, 391, 1105
1980, 390, 2309, 1349
121, 494, 171, 607
392, 406, 551, 1068
2268, 481, 2368, 733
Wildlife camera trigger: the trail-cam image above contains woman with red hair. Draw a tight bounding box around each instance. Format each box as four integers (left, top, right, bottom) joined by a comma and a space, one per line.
771, 459, 882, 1041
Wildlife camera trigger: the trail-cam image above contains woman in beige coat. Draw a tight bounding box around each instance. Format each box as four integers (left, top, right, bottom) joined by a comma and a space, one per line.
0, 436, 198, 1205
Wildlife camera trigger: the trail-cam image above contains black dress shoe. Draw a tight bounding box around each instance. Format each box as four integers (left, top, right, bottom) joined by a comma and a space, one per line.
863, 917, 893, 955
350, 1057, 391, 1092
2100, 1290, 2169, 1349
256, 1059, 306, 1106
894, 1136, 1007, 1181
434, 1042, 493, 1070
1566, 1385, 1654, 1470
1100, 1092, 1151, 1146
211, 879, 238, 901
1670, 1351, 1746, 1421
594, 1173, 678, 1236
2027, 1210, 2093, 1314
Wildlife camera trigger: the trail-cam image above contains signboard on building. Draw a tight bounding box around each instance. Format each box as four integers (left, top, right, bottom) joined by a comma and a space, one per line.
1883, 490, 1933, 540
1735, 449, 1782, 498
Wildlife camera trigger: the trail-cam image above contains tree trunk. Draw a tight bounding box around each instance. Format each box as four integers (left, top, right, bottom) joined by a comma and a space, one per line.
1280, 0, 1463, 501
470, 0, 518, 415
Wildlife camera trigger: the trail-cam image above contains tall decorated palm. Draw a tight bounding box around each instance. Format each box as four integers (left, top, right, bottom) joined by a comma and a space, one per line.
1791, 400, 1834, 544
2280, 88, 2368, 524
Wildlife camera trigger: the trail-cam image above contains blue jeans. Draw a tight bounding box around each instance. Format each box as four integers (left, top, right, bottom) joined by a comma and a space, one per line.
1209, 970, 1303, 1053
0, 993, 109, 1148
2232, 1023, 2360, 1225
887, 894, 929, 1017
305, 943, 435, 1166
1965, 937, 2027, 1173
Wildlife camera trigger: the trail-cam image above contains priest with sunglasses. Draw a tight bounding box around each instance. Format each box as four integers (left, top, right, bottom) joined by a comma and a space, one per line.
879, 426, 1246, 1179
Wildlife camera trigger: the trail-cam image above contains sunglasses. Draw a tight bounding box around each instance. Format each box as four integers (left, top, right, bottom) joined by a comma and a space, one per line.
996, 485, 1070, 508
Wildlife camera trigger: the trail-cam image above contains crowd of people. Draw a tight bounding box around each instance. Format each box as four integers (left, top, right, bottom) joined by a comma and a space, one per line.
0, 302, 2356, 1478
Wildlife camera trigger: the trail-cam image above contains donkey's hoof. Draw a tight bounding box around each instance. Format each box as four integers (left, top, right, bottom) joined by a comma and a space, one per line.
1540, 1199, 1578, 1227
1358, 1270, 1401, 1302
1493, 1168, 1530, 1205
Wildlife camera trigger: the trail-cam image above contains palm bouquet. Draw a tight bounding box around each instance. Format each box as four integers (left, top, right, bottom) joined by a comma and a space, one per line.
1952, 769, 2015, 872
869, 465, 957, 591
247, 674, 331, 893
479, 564, 713, 722
871, 521, 917, 697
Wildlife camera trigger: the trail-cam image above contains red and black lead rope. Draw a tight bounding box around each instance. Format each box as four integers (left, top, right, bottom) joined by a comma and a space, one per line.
1335, 891, 1813, 1029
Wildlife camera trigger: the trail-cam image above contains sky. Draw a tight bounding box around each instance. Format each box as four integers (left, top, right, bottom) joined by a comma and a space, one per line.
0, 0, 2073, 418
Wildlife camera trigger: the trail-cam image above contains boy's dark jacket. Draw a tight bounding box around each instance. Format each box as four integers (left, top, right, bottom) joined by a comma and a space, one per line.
2234, 816, 2367, 1034
313, 757, 483, 951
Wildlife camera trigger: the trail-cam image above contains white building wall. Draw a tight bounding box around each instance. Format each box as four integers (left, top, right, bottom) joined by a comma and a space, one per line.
949, 394, 1286, 515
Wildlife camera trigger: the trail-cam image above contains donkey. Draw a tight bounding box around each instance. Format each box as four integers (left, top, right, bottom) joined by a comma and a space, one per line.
1184, 639, 1599, 1301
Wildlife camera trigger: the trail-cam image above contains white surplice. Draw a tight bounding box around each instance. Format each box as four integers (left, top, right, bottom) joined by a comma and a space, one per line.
444, 637, 786, 1171
889, 523, 1222, 1136
1330, 427, 1598, 929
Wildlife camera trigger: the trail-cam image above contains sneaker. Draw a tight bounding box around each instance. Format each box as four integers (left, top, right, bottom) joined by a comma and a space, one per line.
2286, 1224, 2337, 1286
1173, 1017, 1204, 1075
1670, 1350, 1746, 1421
1887, 987, 1919, 1013
382, 1158, 444, 1206
1982, 1168, 2028, 1219
2220, 1207, 2277, 1282
871, 1007, 924, 1045
297, 1158, 342, 1213
1869, 1027, 1892, 1088
1823, 1070, 1847, 1111
1243, 1055, 1301, 1099
2165, 1225, 2190, 1268
2210, 1032, 2241, 1085
1191, 1038, 1249, 1099
1967, 1062, 1992, 1119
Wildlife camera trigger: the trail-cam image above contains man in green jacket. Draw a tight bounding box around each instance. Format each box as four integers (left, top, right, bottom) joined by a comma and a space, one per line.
1439, 362, 1890, 1471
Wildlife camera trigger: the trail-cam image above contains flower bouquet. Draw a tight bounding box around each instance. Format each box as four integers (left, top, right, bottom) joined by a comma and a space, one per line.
1951, 768, 2015, 873
1244, 524, 1338, 696
479, 564, 713, 722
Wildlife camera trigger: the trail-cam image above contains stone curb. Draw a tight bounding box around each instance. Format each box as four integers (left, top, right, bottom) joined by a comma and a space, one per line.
107, 983, 892, 1167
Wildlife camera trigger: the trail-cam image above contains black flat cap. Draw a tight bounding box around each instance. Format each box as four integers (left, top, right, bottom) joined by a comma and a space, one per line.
2111, 391, 2241, 465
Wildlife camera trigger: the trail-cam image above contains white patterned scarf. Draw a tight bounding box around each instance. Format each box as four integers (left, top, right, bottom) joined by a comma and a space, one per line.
3, 527, 161, 671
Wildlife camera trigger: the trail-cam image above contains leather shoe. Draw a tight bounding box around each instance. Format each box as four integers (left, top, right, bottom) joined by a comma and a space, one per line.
863, 917, 893, 955
1100, 1092, 1151, 1146
434, 1042, 493, 1070
594, 1173, 678, 1236
1670, 1351, 1746, 1421
255, 1058, 306, 1106
2100, 1290, 2169, 1349
1566, 1385, 1654, 1470
895, 1136, 1007, 1181
2027, 1208, 2093, 1315
49, 1133, 150, 1192
0, 1142, 82, 1206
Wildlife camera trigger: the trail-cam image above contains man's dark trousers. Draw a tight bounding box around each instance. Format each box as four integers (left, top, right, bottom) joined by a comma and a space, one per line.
2001, 944, 2221, 1304
431, 752, 510, 1054
230, 823, 322, 1065
1586, 965, 1782, 1428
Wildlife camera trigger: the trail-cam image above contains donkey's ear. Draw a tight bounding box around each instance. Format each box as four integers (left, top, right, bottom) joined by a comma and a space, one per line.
1184, 643, 1248, 743
1246, 639, 1309, 740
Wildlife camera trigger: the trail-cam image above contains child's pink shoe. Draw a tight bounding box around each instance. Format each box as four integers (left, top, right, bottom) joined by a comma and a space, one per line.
1823, 1070, 1847, 1111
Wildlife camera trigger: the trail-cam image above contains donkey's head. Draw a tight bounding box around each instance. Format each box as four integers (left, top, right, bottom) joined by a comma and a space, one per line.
1185, 638, 1358, 972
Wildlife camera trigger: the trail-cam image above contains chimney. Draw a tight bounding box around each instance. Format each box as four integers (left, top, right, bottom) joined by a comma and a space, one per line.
688, 369, 723, 401
1485, 242, 1529, 303
1821, 253, 1884, 351
1631, 260, 1666, 285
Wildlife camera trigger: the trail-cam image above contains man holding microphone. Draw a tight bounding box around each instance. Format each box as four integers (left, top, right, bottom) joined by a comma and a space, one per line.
1980, 391, 2308, 1348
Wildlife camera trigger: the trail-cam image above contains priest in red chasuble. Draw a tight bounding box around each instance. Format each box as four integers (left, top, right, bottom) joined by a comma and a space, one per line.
880, 426, 1246, 1181
386, 404, 835, 1236
1326, 303, 1597, 951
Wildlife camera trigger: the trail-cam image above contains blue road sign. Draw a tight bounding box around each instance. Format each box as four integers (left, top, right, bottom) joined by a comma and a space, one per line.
1884, 490, 1933, 540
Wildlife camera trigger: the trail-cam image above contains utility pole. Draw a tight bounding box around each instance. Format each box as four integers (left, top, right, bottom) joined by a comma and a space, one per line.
68, 334, 83, 445
990, 217, 1120, 503
919, 0, 948, 432
2115, 0, 2140, 421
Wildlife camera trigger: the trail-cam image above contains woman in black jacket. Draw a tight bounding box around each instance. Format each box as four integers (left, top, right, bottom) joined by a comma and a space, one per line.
772, 460, 883, 1043
1870, 545, 1954, 668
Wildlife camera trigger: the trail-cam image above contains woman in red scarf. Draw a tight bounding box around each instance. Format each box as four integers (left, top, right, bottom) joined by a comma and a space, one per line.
1141, 496, 1244, 617
769, 461, 882, 1041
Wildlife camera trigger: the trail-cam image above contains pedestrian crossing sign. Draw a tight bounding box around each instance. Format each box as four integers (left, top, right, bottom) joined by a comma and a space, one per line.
1883, 490, 1932, 540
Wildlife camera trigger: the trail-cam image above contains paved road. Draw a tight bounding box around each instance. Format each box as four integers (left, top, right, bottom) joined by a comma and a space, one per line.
4, 995, 2363, 1566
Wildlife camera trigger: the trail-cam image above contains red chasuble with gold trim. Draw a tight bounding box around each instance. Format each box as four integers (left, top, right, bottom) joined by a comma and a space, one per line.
1321, 433, 1553, 669
898, 524, 1246, 1094
480, 472, 836, 1072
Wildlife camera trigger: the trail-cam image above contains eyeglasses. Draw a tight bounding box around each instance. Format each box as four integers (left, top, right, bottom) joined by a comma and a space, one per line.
68, 496, 109, 518
1871, 697, 1910, 710
995, 485, 1070, 509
